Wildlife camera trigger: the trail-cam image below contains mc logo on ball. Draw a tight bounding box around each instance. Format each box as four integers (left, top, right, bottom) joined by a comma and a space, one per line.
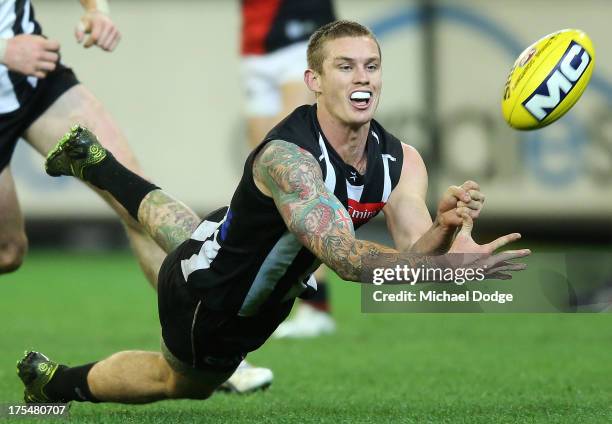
522, 41, 591, 121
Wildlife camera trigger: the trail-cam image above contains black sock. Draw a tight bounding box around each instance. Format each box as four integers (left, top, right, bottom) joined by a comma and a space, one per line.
45, 363, 100, 403
303, 280, 330, 313
83, 154, 159, 220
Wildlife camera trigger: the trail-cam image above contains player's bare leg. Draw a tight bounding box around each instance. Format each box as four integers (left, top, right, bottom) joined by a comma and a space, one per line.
246, 81, 313, 150
87, 351, 233, 402
246, 115, 278, 150
23, 84, 166, 287
0, 166, 28, 273
38, 125, 273, 396
43, 124, 199, 254
17, 350, 233, 403
279, 81, 314, 118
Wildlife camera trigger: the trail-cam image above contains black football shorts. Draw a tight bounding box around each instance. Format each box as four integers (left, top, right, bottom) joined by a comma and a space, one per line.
157, 240, 294, 373
0, 64, 79, 172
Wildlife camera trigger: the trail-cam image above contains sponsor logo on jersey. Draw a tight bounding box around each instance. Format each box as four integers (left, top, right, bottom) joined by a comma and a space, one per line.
348, 199, 385, 224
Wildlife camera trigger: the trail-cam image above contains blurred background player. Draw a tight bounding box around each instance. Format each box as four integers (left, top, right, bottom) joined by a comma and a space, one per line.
0, 0, 164, 282
0, 0, 271, 393
241, 0, 336, 338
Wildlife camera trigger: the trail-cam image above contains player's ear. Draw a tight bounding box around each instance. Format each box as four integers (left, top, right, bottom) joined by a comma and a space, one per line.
304, 69, 322, 94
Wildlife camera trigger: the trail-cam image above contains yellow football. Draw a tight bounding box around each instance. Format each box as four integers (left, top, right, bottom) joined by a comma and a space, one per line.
502, 29, 595, 130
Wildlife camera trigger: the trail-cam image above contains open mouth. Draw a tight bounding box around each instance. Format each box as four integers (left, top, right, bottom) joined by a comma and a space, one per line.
349, 90, 372, 109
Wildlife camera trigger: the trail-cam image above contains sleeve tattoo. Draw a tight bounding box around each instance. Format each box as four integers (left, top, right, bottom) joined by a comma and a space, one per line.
137, 190, 201, 254
253, 140, 440, 282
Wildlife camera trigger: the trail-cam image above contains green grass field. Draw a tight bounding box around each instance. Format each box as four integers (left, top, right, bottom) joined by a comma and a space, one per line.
1, 250, 611, 423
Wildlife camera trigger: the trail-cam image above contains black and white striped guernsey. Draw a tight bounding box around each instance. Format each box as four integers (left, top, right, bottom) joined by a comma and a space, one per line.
178, 105, 404, 316
0, 0, 42, 114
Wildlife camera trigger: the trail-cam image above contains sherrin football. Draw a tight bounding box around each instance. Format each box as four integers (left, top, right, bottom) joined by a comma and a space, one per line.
502, 29, 595, 130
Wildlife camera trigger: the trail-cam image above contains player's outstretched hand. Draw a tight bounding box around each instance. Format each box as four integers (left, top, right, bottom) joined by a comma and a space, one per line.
448, 214, 530, 280
2, 34, 59, 79
75, 10, 121, 52
436, 180, 485, 228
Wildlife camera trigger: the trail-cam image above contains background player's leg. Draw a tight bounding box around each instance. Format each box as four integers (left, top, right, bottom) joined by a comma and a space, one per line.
278, 80, 314, 118
0, 166, 28, 273
245, 80, 314, 150
23, 84, 168, 287
273, 265, 336, 339
246, 115, 279, 150
307, 266, 333, 314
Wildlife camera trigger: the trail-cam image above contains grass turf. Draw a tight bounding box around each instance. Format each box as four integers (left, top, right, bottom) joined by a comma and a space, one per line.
0, 250, 611, 423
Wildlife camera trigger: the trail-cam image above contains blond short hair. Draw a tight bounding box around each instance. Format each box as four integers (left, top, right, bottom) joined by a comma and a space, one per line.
307, 20, 381, 74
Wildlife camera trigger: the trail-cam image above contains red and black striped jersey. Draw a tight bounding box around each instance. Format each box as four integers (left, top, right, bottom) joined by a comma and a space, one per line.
241, 0, 335, 55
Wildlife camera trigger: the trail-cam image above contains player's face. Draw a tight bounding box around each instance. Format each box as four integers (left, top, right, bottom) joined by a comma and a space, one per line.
318, 36, 382, 128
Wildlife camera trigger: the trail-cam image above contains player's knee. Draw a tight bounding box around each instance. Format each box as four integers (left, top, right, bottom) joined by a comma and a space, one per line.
164, 372, 213, 400
0, 234, 28, 273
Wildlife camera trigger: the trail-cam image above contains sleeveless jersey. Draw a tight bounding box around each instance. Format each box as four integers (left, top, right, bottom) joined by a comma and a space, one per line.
241, 0, 335, 55
179, 105, 404, 316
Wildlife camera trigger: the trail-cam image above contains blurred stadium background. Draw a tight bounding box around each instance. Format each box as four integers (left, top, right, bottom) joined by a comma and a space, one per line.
2, 0, 611, 422
12, 0, 612, 242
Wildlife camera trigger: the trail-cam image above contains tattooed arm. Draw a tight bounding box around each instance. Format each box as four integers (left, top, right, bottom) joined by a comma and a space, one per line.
252, 140, 451, 282
253, 140, 529, 282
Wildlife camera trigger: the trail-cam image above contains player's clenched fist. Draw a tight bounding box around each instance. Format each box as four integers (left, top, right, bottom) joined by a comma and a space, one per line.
75, 10, 121, 52
1, 34, 59, 79
436, 180, 485, 229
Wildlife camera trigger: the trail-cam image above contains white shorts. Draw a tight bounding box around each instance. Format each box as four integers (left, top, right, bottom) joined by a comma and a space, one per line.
241, 41, 308, 117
